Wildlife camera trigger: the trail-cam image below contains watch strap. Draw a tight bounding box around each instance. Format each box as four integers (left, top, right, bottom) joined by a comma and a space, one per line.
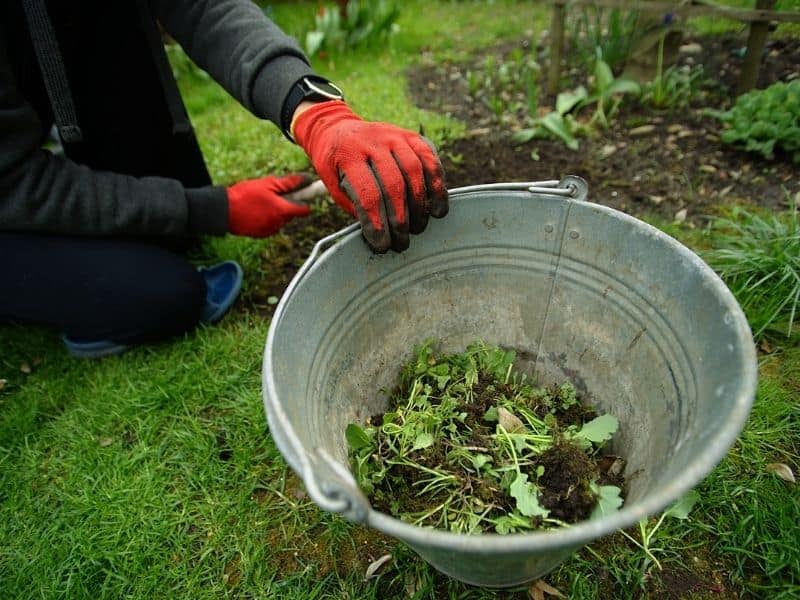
280, 76, 344, 142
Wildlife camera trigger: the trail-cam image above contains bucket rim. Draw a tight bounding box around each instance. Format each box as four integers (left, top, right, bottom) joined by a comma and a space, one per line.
262, 181, 758, 552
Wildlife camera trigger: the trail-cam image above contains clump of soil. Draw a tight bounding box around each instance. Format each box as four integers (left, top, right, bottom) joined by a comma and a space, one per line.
346, 340, 627, 534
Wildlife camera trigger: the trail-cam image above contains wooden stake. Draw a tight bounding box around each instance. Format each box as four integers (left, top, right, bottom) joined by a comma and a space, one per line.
736, 0, 776, 95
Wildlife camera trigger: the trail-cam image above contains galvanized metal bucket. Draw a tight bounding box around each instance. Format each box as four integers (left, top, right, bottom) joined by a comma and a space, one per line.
262, 178, 757, 588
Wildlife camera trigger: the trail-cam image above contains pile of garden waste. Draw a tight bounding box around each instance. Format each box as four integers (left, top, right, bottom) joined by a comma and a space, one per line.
346, 340, 627, 534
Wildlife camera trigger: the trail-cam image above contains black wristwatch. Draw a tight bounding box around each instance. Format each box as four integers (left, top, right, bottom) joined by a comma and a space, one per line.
280, 76, 345, 142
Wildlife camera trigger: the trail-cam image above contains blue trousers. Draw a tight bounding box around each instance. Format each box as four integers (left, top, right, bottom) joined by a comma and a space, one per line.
0, 233, 206, 344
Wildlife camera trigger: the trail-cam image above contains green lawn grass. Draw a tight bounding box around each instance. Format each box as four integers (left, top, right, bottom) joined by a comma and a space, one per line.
2, 2, 798, 598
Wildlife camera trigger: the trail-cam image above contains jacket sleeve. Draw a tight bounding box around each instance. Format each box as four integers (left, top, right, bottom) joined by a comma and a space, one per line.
0, 38, 228, 237
152, 0, 315, 127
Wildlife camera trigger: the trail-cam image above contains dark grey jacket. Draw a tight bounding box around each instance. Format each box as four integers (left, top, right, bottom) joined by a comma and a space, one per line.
0, 0, 315, 237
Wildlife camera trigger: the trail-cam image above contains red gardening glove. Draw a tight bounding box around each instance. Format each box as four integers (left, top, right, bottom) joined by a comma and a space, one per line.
293, 100, 448, 253
227, 174, 312, 237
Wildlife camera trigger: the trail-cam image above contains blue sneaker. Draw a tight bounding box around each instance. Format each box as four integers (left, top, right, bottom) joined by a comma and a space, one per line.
61, 337, 130, 359
63, 260, 243, 358
197, 260, 243, 324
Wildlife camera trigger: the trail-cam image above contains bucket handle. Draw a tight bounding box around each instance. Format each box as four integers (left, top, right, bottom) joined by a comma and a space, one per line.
449, 176, 587, 201
292, 176, 588, 284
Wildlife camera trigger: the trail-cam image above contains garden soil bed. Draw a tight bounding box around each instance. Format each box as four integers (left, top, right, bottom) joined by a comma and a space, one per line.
409, 31, 800, 225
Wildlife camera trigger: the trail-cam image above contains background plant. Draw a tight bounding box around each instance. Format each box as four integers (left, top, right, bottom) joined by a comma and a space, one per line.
642, 63, 704, 110
465, 49, 541, 121
711, 79, 800, 163
306, 0, 400, 57
569, 6, 642, 72
702, 197, 800, 339
512, 56, 639, 149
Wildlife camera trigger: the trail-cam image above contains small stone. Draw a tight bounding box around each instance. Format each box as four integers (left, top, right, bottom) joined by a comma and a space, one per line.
20, 362, 31, 374
98, 437, 114, 447
600, 144, 617, 159
667, 124, 683, 134
0, 379, 6, 390
630, 125, 656, 137
700, 165, 717, 174
679, 43, 703, 55
674, 208, 688, 222
649, 195, 665, 205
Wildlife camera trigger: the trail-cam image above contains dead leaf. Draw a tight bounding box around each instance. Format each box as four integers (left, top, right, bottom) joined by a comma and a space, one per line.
364, 553, 392, 580
404, 572, 418, 597
759, 339, 773, 354
20, 362, 31, 374
498, 407, 526, 433
529, 579, 566, 599
674, 208, 688, 223
98, 437, 114, 447
700, 164, 717, 174
0, 379, 6, 391
597, 455, 626, 477
467, 127, 492, 137
766, 463, 796, 484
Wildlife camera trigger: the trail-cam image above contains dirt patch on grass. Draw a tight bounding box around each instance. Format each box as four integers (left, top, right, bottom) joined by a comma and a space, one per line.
263, 519, 395, 580
244, 200, 355, 316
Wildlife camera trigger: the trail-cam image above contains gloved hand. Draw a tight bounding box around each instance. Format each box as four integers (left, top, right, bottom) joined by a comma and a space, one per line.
292, 100, 448, 253
227, 174, 312, 237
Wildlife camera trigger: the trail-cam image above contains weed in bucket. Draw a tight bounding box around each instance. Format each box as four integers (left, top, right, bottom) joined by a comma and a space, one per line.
346, 340, 627, 534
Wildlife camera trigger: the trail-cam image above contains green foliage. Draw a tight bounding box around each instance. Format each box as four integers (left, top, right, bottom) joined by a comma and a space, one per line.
569, 7, 642, 71
465, 49, 541, 121
586, 55, 641, 128
618, 490, 701, 579
512, 87, 586, 150
306, 0, 400, 57
346, 340, 621, 534
711, 80, 800, 163
702, 199, 800, 338
642, 63, 705, 110
512, 57, 639, 149
640, 29, 705, 111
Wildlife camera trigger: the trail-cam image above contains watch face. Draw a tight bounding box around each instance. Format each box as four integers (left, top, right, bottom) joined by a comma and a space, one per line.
306, 78, 344, 100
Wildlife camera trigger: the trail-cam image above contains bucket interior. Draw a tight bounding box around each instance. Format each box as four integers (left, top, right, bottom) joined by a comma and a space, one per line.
264, 186, 755, 586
